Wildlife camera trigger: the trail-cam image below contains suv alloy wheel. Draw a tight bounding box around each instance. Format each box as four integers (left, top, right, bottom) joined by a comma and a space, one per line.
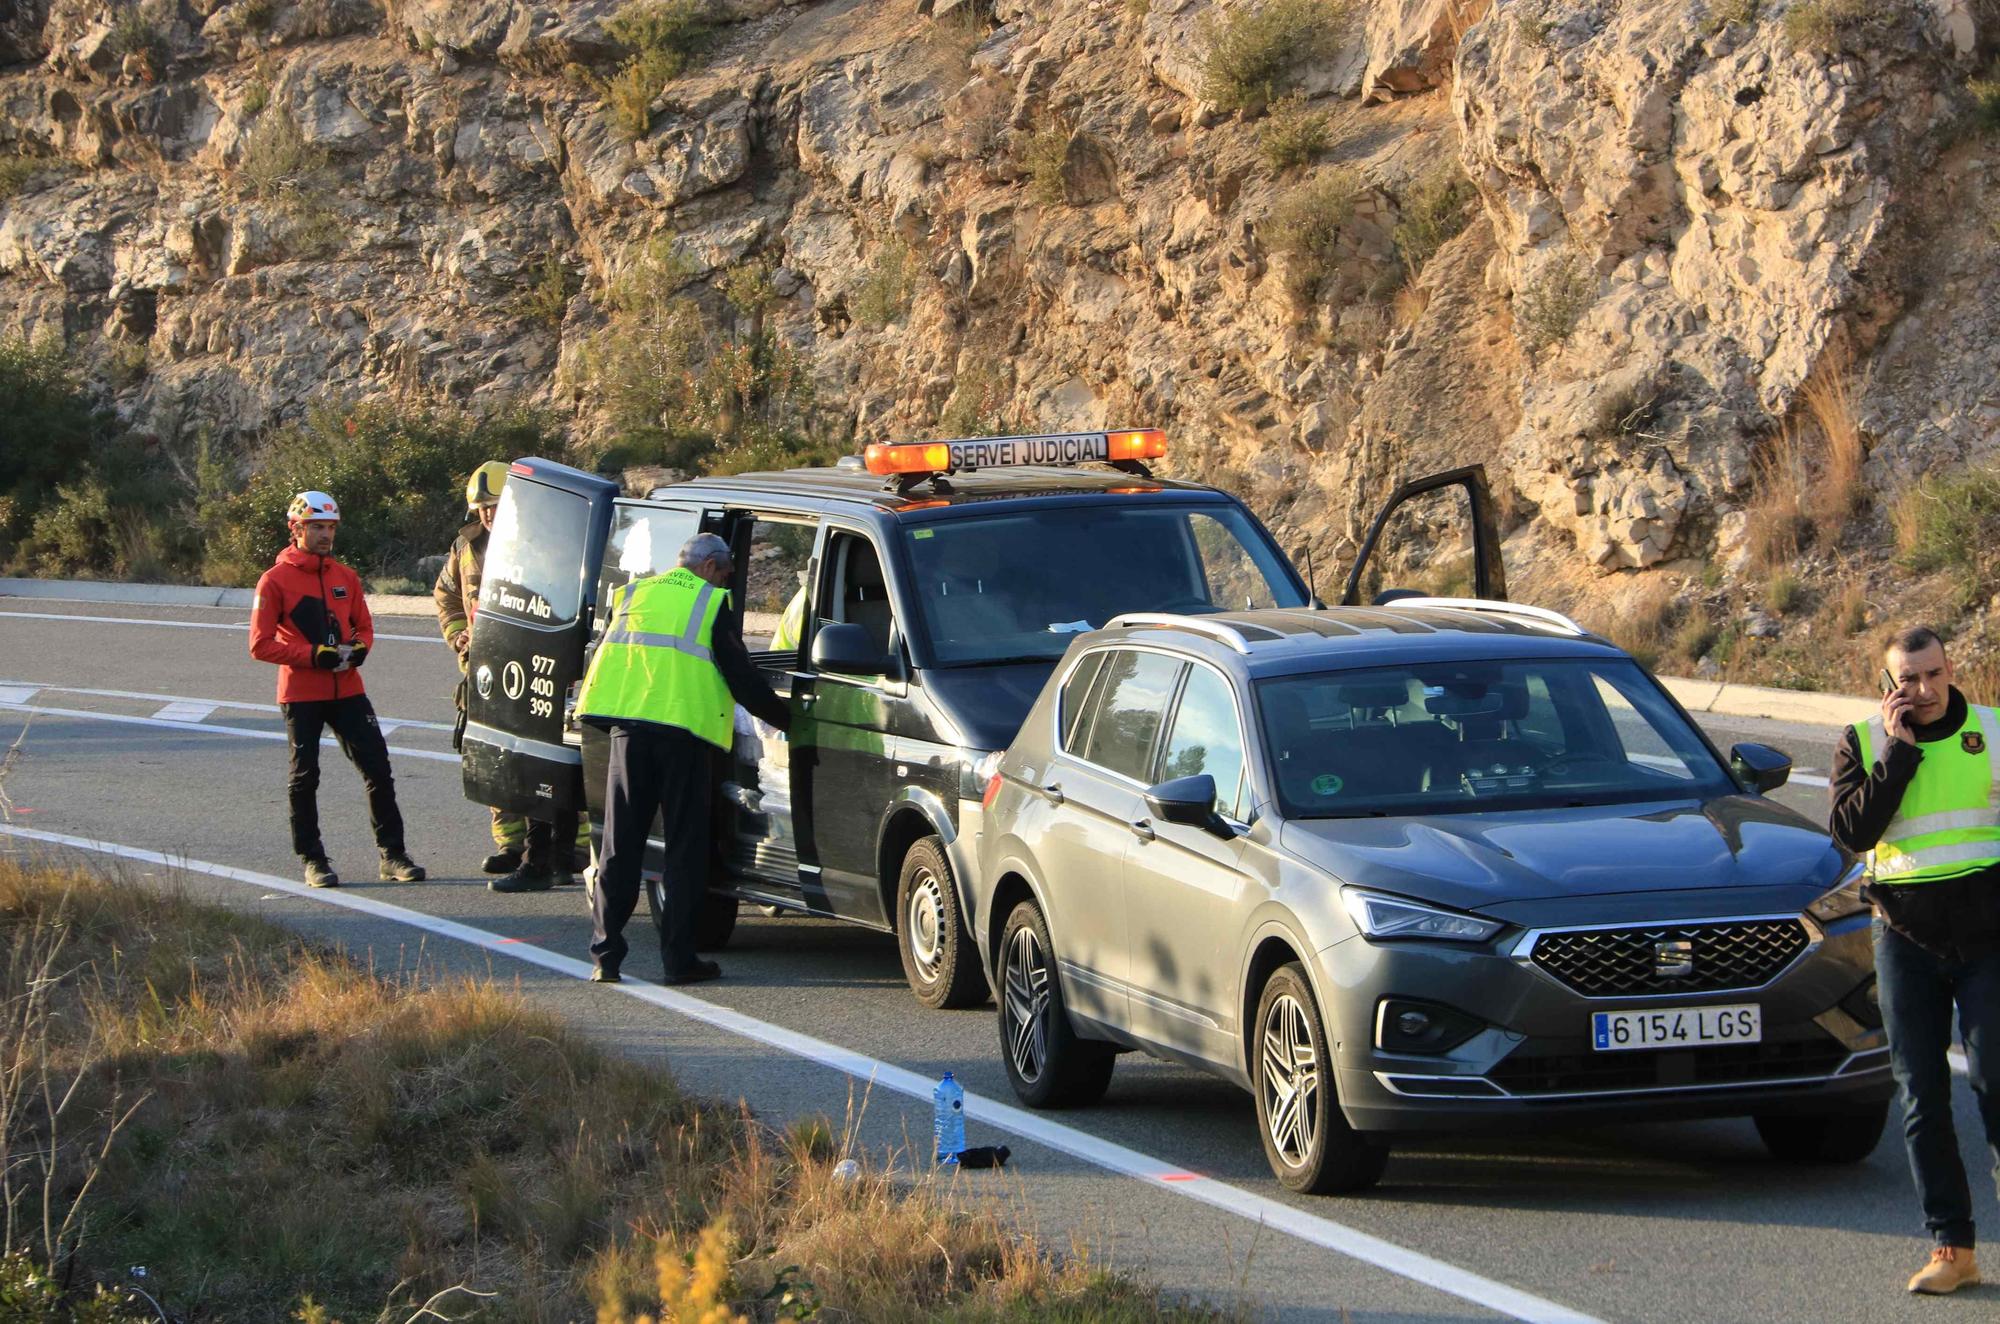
998, 899, 1115, 1108
1253, 963, 1387, 1194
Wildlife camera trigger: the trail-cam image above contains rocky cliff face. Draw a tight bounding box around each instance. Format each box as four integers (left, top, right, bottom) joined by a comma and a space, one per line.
2, 0, 1996, 657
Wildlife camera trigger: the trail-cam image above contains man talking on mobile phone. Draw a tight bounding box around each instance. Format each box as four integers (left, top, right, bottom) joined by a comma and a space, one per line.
1830, 625, 2000, 1294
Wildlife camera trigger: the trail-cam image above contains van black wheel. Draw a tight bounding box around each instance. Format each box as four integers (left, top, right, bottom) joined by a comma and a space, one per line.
1754, 1103, 1887, 1163
897, 836, 989, 1009
997, 899, 1114, 1109
1253, 963, 1387, 1195
646, 878, 738, 951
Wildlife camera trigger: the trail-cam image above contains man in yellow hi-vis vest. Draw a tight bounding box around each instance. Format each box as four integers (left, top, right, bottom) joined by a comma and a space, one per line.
576, 532, 790, 985
1831, 625, 2000, 1295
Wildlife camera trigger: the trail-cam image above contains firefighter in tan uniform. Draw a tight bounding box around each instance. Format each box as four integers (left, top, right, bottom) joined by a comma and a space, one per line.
435, 461, 590, 878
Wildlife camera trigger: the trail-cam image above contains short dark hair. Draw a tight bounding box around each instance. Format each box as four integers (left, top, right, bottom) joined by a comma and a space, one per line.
1884, 625, 1944, 658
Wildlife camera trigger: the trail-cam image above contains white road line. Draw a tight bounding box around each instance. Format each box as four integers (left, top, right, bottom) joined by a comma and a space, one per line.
0, 609, 441, 644
0, 825, 1602, 1324
0, 701, 458, 763
0, 680, 455, 733
151, 701, 217, 723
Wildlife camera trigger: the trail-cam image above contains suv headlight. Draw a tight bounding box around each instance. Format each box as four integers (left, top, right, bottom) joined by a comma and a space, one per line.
1341, 887, 1504, 943
1807, 864, 1870, 923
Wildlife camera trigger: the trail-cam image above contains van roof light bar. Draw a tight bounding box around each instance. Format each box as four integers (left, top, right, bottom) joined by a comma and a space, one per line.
1107, 613, 1254, 654
862, 429, 1167, 492
1383, 597, 1587, 636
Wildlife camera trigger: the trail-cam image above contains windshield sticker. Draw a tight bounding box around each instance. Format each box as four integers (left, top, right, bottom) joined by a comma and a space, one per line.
1311, 773, 1343, 796
1047, 620, 1094, 634
913, 528, 935, 539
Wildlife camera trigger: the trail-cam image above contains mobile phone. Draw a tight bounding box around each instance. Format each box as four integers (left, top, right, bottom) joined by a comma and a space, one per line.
1880, 667, 1899, 698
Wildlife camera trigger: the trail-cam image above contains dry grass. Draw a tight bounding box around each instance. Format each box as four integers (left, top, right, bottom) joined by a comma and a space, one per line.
1513, 249, 1592, 355
0, 860, 1230, 1323
1745, 366, 1868, 571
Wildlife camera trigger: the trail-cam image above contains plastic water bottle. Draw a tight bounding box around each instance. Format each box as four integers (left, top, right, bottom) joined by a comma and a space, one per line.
933, 1071, 965, 1164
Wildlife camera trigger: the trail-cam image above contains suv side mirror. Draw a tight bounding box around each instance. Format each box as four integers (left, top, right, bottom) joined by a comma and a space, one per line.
1145, 774, 1232, 838
1730, 742, 1792, 793
811, 622, 898, 678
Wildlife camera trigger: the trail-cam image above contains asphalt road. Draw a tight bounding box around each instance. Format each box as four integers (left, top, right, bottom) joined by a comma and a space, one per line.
1, 596, 1992, 1324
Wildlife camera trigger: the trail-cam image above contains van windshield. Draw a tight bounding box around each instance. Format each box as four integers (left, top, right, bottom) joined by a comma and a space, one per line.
902, 503, 1304, 665
1257, 658, 1735, 818
481, 479, 591, 627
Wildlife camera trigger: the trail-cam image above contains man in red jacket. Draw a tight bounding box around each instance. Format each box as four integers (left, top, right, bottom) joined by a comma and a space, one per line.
250, 490, 426, 889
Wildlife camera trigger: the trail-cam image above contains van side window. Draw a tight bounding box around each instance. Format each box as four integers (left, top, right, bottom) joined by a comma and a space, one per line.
1080, 650, 1185, 782
813, 531, 897, 659
739, 516, 819, 657
597, 505, 698, 629
1059, 652, 1108, 752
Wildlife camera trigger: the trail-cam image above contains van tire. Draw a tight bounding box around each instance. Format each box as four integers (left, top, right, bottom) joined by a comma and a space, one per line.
1252, 964, 1387, 1195
896, 836, 989, 1009
646, 878, 739, 952
997, 898, 1115, 1108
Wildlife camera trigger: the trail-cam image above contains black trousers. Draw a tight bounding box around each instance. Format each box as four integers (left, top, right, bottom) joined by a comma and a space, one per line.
282, 696, 405, 860
522, 808, 581, 869
592, 723, 711, 976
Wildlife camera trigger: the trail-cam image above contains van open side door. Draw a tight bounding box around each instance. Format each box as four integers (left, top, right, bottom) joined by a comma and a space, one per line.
1339, 465, 1508, 606
460, 459, 619, 816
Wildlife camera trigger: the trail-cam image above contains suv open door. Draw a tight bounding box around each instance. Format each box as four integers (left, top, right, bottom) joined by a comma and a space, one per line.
1339, 465, 1508, 606
460, 459, 619, 816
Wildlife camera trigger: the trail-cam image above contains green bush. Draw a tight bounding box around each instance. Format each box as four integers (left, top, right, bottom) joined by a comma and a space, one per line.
1765, 570, 1805, 615
1266, 169, 1362, 301
513, 253, 577, 328
597, 0, 717, 140
1892, 465, 2000, 576
1971, 68, 2000, 135
0, 336, 112, 561
1259, 95, 1331, 171
850, 237, 920, 328
0, 1248, 153, 1322
109, 4, 170, 73
1199, 0, 1348, 113
576, 237, 828, 477
1392, 163, 1477, 276
1514, 249, 1593, 354
196, 402, 571, 585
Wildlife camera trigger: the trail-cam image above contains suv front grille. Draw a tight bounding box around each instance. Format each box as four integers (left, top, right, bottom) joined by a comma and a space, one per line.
1530, 919, 1809, 997
1489, 1031, 1849, 1096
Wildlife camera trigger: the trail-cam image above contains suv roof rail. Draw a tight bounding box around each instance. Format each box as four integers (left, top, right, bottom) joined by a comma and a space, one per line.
1382, 597, 1587, 637
1107, 613, 1253, 655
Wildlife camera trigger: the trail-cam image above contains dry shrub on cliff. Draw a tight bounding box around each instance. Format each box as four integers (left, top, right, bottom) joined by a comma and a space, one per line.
0, 153, 72, 200
1267, 168, 1362, 302
1260, 95, 1331, 170
1971, 67, 2000, 134
1783, 0, 1902, 51
850, 236, 921, 328
1513, 248, 1592, 354
236, 107, 329, 202
1199, 0, 1350, 113
598, 0, 716, 139
1392, 162, 1477, 277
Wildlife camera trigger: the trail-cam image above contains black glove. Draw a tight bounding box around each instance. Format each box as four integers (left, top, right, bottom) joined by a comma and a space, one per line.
312, 645, 343, 670
347, 643, 368, 669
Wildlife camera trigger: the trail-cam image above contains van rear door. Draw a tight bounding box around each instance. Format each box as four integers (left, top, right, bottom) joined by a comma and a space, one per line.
460, 459, 618, 816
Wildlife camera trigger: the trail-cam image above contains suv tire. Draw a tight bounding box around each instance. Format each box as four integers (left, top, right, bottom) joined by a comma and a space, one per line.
897, 836, 989, 1009
646, 877, 739, 952
1252, 963, 1388, 1194
998, 898, 1115, 1108
1753, 1103, 1887, 1163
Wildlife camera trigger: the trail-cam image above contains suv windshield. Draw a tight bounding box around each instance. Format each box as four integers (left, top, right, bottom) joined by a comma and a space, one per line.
904, 504, 1304, 664
1258, 658, 1734, 818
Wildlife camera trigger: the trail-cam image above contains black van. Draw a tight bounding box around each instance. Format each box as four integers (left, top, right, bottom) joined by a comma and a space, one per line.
459, 436, 1505, 1007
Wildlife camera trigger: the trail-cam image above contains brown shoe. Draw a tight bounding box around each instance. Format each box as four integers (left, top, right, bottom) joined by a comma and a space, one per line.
1909, 1246, 1980, 1294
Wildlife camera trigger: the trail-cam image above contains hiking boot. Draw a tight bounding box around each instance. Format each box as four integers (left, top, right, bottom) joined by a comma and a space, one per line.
662, 959, 722, 986
1910, 1246, 1980, 1294
590, 963, 622, 984
379, 851, 427, 882
490, 864, 563, 894
303, 857, 340, 889
482, 849, 522, 875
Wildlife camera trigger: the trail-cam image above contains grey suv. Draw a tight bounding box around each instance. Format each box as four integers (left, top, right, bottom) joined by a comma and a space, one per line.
975, 601, 1889, 1194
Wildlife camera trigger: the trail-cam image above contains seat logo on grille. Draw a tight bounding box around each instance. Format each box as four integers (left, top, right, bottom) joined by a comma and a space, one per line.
1654, 940, 1694, 979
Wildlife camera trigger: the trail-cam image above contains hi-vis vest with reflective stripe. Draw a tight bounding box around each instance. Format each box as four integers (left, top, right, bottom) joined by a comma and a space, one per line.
1854, 705, 2000, 885
575, 568, 734, 749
